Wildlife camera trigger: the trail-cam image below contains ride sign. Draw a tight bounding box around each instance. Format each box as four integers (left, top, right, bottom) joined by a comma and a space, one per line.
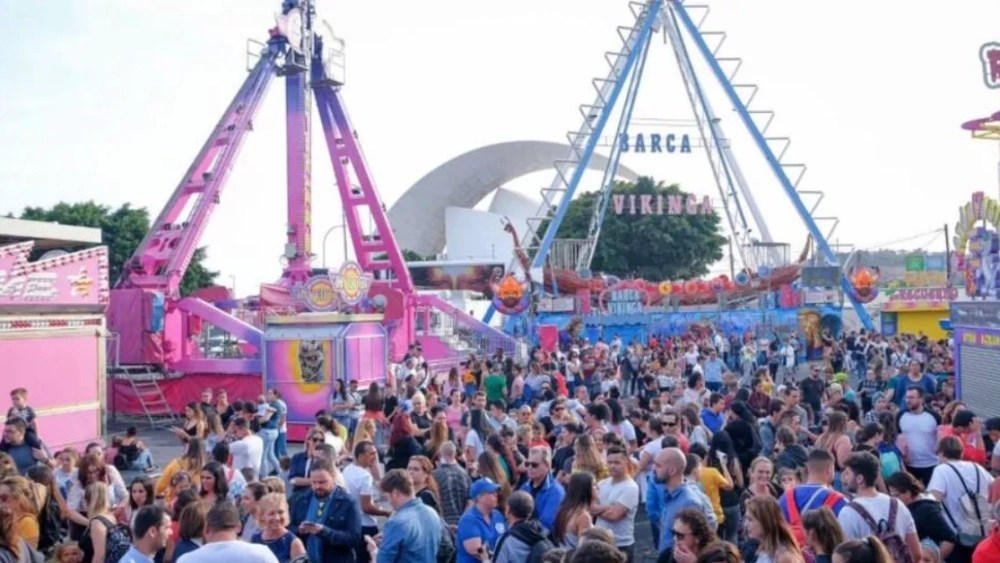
294, 261, 374, 312
0, 242, 110, 308
981, 42, 1000, 89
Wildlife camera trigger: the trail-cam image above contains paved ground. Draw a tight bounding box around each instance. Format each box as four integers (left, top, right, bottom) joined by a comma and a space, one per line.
107, 419, 662, 561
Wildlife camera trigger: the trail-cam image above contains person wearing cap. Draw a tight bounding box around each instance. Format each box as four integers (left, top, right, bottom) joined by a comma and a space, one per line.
457, 478, 508, 563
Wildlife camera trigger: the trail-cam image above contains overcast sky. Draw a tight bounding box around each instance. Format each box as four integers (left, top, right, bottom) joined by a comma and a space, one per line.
2, 0, 999, 291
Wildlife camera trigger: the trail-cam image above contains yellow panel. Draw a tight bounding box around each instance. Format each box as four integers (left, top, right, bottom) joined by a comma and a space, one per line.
896, 310, 949, 340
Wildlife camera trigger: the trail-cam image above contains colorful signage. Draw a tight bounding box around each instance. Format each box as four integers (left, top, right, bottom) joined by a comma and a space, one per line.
599, 281, 650, 315
952, 192, 1000, 298
293, 261, 373, 312
618, 133, 692, 154
612, 193, 712, 216
0, 242, 109, 308
883, 286, 958, 312
981, 42, 1000, 89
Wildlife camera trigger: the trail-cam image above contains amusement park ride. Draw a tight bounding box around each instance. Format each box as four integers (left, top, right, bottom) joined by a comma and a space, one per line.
106, 0, 878, 390
482, 0, 876, 332
107, 0, 517, 382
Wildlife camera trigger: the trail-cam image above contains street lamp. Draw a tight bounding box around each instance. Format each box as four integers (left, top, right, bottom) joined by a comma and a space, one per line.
228, 275, 237, 297
322, 224, 347, 268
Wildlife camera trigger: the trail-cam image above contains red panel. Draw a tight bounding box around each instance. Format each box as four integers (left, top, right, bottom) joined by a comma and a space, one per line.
111, 373, 263, 415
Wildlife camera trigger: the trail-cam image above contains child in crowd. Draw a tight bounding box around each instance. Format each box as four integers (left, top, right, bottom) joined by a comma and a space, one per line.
8, 388, 44, 449
51, 541, 83, 563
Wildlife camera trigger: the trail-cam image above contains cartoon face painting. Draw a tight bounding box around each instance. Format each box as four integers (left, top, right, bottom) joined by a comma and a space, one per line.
298, 340, 326, 384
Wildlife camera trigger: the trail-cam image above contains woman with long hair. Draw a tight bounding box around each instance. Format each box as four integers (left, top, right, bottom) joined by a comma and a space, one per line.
0, 505, 32, 562
25, 465, 66, 557
240, 482, 270, 542
171, 500, 211, 561
424, 415, 450, 461
724, 401, 763, 471
65, 454, 128, 538
884, 471, 955, 560
477, 451, 511, 513
552, 471, 596, 548
744, 495, 806, 563
682, 403, 711, 448
197, 461, 229, 505
406, 456, 441, 514
486, 434, 518, 484
156, 437, 207, 505
706, 430, 744, 545
386, 413, 421, 471
801, 506, 843, 563
570, 434, 608, 480
79, 482, 126, 563
666, 507, 718, 563
116, 477, 153, 529
173, 402, 207, 443
815, 411, 852, 490
463, 409, 490, 463
445, 389, 466, 436
204, 411, 227, 453
352, 419, 377, 453
0, 476, 41, 549
832, 537, 893, 563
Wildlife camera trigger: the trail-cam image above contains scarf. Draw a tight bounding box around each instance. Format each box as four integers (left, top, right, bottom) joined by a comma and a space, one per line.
305, 493, 329, 563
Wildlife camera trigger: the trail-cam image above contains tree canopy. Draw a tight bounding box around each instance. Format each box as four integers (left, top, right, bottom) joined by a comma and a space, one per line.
543, 177, 727, 280
14, 201, 218, 295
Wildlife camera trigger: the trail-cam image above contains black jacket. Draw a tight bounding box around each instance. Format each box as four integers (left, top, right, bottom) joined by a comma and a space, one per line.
290, 487, 363, 563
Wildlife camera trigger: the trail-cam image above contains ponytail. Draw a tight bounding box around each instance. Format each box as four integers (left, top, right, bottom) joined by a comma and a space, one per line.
832, 536, 893, 563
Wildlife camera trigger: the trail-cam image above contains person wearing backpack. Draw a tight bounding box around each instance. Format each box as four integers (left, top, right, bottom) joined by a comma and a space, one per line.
928, 435, 994, 562
836, 451, 921, 563
79, 482, 133, 563
779, 450, 846, 548
493, 491, 554, 563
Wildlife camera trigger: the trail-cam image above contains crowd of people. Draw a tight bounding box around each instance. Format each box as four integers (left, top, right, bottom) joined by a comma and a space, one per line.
1, 327, 998, 563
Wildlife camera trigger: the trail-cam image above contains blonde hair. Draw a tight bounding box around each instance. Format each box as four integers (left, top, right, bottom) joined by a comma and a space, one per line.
84, 482, 109, 517
0, 476, 41, 517
261, 476, 285, 495
257, 493, 290, 527
353, 419, 377, 449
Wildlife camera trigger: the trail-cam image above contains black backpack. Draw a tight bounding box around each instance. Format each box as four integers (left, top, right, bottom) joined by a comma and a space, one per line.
492, 523, 555, 563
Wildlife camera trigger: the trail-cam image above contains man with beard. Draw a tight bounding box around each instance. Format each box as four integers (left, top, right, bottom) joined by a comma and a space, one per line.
289, 459, 362, 563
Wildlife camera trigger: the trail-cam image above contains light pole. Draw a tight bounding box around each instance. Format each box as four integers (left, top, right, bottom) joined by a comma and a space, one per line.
322, 224, 346, 268
228, 275, 237, 297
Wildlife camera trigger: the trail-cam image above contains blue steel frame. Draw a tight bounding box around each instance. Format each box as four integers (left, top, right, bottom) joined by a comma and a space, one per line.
530, 0, 664, 270
665, 10, 749, 235
671, 2, 875, 330
589, 32, 653, 268
485, 0, 664, 327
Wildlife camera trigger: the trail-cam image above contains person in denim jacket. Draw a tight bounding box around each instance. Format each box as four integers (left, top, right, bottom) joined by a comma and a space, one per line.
288, 459, 362, 563
365, 469, 442, 563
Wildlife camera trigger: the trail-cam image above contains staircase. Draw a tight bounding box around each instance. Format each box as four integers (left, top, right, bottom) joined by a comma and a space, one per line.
523, 0, 664, 269
109, 365, 178, 428
417, 295, 518, 359
669, 1, 874, 330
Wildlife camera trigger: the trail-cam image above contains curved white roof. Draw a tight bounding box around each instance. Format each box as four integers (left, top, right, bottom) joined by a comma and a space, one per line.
388, 140, 639, 256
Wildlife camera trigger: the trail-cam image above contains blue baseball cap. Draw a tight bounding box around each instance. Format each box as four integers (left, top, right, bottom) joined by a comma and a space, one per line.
469, 478, 501, 499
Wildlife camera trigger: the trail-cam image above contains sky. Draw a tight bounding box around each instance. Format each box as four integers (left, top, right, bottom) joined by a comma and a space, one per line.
2, 0, 1000, 293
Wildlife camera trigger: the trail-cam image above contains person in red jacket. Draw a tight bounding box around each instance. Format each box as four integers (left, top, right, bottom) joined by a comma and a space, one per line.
939, 410, 988, 465
972, 502, 1000, 563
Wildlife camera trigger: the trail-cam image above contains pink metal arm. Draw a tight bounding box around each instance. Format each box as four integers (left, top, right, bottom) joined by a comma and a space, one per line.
313, 83, 414, 293
117, 48, 281, 296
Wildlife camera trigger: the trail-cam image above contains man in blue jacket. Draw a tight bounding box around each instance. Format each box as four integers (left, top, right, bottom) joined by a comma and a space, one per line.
290, 459, 363, 563
519, 446, 565, 535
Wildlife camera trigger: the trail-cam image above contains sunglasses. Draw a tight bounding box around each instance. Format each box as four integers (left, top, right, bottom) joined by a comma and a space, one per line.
310, 438, 324, 444
525, 461, 542, 468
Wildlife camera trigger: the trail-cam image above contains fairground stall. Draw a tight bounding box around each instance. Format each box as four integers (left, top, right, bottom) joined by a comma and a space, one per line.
0, 218, 109, 450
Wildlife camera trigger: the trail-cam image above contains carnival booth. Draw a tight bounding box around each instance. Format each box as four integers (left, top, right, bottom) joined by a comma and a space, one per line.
0, 241, 110, 450
262, 265, 389, 442
880, 286, 955, 341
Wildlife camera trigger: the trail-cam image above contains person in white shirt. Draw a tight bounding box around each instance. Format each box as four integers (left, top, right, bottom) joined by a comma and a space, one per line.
898, 388, 942, 486
342, 440, 391, 560
592, 446, 640, 560
229, 418, 264, 478
928, 435, 994, 549
176, 502, 278, 563
837, 451, 922, 562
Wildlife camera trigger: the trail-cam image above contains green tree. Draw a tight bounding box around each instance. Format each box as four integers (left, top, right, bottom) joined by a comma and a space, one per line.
540, 177, 727, 279
16, 201, 218, 295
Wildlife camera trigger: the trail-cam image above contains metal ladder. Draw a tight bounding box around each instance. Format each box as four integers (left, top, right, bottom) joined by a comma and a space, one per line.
670, 1, 874, 329
115, 366, 177, 428
524, 0, 663, 269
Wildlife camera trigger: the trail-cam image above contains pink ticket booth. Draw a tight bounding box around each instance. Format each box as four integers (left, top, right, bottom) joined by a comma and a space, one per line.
0, 242, 110, 450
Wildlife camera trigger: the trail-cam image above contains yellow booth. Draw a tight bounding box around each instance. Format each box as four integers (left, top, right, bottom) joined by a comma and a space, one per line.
880, 287, 957, 340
